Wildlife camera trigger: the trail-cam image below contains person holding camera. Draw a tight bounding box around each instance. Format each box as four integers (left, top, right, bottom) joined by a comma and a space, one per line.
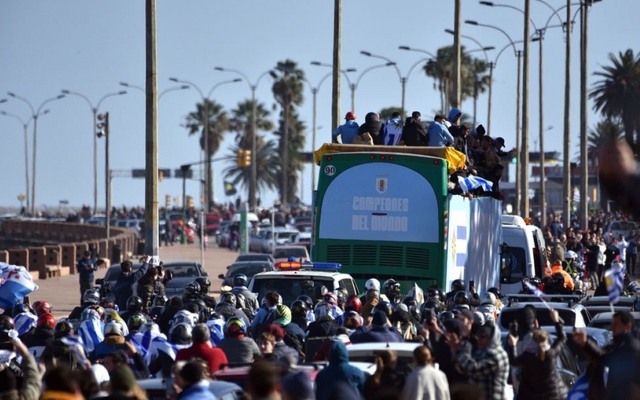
0, 326, 41, 400
507, 308, 567, 400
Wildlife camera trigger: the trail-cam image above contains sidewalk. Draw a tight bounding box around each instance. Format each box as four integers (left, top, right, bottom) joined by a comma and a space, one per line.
31, 241, 239, 319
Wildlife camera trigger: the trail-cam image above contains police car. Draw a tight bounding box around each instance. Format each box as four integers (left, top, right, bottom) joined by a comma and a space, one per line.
247, 261, 359, 306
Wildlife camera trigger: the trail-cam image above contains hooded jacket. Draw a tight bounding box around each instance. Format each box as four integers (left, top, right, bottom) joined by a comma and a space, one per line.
455, 323, 509, 400
315, 341, 365, 400
508, 322, 567, 400
332, 120, 360, 144
427, 121, 454, 147
359, 112, 383, 145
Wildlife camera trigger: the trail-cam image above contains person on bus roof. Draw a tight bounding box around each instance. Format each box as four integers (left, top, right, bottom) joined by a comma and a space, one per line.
332, 112, 360, 144
427, 114, 454, 147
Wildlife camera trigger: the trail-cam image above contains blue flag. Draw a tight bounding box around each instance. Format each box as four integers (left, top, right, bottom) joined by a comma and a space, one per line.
605, 262, 624, 304
457, 175, 493, 192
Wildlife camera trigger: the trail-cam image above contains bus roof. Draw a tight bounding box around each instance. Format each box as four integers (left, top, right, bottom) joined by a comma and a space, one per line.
313, 143, 466, 174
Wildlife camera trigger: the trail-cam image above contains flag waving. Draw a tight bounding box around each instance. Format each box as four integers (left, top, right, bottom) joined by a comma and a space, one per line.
525, 281, 545, 298
605, 262, 625, 304
224, 181, 237, 196
457, 175, 493, 193
0, 262, 39, 310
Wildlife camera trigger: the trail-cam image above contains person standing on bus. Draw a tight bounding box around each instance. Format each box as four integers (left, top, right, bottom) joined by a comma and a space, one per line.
427, 114, 454, 147
381, 112, 404, 145
401, 111, 428, 146
332, 112, 359, 144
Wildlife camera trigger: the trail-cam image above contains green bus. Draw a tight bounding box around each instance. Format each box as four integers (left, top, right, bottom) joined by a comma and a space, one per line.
311, 144, 499, 292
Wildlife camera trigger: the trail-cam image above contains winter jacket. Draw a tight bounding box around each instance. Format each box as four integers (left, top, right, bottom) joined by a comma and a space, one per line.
359, 112, 383, 145
332, 121, 360, 144
427, 121, 454, 147
23, 326, 55, 362
401, 117, 428, 146
315, 341, 365, 400
176, 342, 228, 373
350, 326, 403, 344
508, 322, 567, 400
113, 262, 150, 311
77, 258, 97, 283
455, 323, 509, 400
177, 381, 216, 400
218, 335, 261, 365
582, 331, 640, 399
403, 364, 451, 400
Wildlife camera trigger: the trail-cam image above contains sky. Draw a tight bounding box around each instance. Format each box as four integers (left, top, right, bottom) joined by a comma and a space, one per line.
1, 0, 638, 214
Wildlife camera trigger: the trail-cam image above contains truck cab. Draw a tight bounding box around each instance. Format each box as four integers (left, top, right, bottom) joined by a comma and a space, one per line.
500, 215, 547, 295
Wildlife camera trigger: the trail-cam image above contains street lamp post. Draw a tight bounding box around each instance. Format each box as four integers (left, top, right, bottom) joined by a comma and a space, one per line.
96, 113, 110, 241
119, 82, 190, 100
60, 90, 126, 215
213, 67, 274, 211
0, 109, 41, 212
8, 92, 65, 216
360, 51, 405, 117
169, 77, 241, 211
465, 20, 523, 214
343, 62, 395, 114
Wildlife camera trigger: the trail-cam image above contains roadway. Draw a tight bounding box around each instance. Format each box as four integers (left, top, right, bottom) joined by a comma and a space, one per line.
33, 240, 239, 319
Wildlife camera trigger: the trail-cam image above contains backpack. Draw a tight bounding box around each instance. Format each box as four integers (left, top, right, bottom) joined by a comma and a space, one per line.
283, 331, 305, 360
252, 307, 277, 338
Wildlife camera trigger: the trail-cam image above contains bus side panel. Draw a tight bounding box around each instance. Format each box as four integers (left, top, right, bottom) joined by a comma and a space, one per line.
464, 197, 503, 295
445, 195, 470, 290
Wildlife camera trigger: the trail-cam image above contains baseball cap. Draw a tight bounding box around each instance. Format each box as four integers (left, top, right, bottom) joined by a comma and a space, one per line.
345, 111, 356, 120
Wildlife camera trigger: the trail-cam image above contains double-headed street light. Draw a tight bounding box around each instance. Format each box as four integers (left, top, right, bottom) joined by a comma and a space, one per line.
213, 67, 275, 212
466, 20, 524, 215
8, 92, 65, 216
169, 77, 241, 211
0, 108, 49, 212
60, 89, 126, 216
119, 82, 190, 99
360, 51, 407, 117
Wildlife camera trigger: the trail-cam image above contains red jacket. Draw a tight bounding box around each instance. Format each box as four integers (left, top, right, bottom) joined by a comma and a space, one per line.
176, 342, 228, 373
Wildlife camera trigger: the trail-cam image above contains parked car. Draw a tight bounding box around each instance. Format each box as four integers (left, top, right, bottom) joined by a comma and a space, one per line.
588, 311, 640, 331
96, 261, 208, 297
235, 253, 275, 264
603, 220, 638, 243
138, 378, 243, 400
249, 227, 300, 253
273, 245, 310, 263
218, 261, 276, 291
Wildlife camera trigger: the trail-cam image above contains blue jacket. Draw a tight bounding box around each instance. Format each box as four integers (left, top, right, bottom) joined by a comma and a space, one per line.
427, 121, 455, 147
177, 381, 215, 400
113, 262, 150, 311
77, 258, 97, 282
349, 326, 403, 344
448, 107, 462, 124
315, 341, 365, 400
333, 121, 360, 144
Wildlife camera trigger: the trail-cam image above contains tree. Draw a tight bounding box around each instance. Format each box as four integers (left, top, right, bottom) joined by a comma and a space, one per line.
423, 46, 490, 111
590, 49, 640, 153
229, 99, 274, 149
183, 99, 230, 160
379, 107, 403, 122
272, 59, 305, 206
587, 119, 624, 159
223, 137, 279, 198
273, 109, 307, 206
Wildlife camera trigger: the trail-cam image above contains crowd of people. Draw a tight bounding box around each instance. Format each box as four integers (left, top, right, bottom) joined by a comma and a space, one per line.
3, 250, 640, 399
331, 109, 509, 199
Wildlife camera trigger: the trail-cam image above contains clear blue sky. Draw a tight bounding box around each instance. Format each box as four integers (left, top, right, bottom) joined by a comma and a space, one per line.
1, 1, 637, 213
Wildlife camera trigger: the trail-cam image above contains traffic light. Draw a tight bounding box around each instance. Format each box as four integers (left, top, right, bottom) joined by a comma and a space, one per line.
186, 195, 194, 209
165, 194, 171, 208
97, 113, 109, 138
237, 149, 252, 168
243, 150, 251, 167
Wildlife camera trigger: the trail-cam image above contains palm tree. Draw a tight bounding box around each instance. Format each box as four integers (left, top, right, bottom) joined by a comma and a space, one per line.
223, 137, 279, 199
590, 49, 640, 153
184, 99, 230, 160
271, 59, 305, 206
424, 46, 490, 111
587, 119, 624, 159
229, 99, 274, 149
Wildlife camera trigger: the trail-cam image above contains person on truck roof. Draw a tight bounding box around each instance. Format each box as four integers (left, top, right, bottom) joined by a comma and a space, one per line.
427, 114, 454, 147
332, 111, 360, 144
401, 111, 428, 146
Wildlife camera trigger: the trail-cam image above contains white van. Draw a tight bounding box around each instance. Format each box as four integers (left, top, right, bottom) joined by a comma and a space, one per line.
500, 215, 548, 295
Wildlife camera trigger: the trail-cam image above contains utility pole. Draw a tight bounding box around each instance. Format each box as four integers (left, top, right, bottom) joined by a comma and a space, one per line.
331, 0, 342, 132
145, 0, 159, 257
452, 0, 462, 108
487, 62, 494, 134
520, 0, 531, 218
579, 1, 589, 230
562, 0, 572, 231
537, 30, 547, 228
515, 51, 522, 217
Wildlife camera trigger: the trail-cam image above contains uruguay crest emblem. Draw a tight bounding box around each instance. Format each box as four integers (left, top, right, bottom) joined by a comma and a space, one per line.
376, 176, 388, 194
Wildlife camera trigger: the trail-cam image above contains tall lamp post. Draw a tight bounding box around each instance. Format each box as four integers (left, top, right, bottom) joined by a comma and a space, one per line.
119, 82, 190, 100
213, 67, 274, 211
0, 109, 43, 212
60, 90, 126, 215
465, 20, 523, 215
169, 77, 241, 211
8, 92, 65, 216
344, 62, 395, 113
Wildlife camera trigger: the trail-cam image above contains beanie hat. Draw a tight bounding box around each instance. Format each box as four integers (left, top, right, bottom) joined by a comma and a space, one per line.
109, 365, 136, 392
274, 305, 292, 326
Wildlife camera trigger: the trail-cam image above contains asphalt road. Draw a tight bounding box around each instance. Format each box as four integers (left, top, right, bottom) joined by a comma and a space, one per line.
31, 240, 240, 319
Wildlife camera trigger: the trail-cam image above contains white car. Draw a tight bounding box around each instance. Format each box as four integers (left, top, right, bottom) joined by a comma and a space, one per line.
249, 227, 300, 253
